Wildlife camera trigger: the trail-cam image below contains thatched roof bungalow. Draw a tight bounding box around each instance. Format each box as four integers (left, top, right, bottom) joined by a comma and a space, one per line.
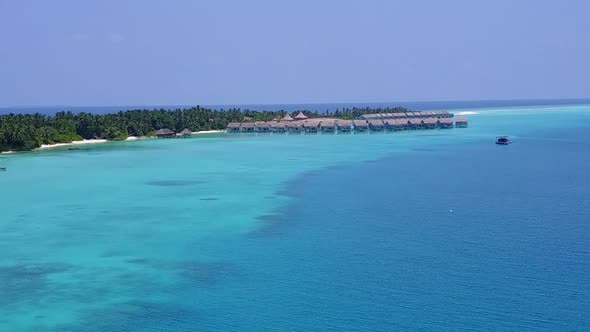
422, 118, 438, 129
282, 114, 294, 121
155, 128, 175, 138
337, 120, 352, 132
180, 129, 192, 137
353, 119, 369, 132
385, 119, 406, 131
227, 122, 241, 133
303, 120, 321, 133
270, 122, 286, 133
434, 111, 453, 118
287, 121, 303, 133
320, 119, 336, 133
395, 118, 409, 129
409, 118, 424, 129
254, 121, 270, 132
369, 119, 385, 131
455, 118, 468, 128
359, 114, 379, 120
240, 122, 255, 132
294, 112, 308, 120
438, 117, 453, 129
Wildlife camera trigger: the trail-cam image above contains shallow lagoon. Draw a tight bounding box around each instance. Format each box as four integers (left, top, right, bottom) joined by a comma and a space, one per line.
1, 105, 589, 331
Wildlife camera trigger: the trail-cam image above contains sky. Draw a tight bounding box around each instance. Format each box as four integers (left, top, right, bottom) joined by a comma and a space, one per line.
0, 0, 589, 107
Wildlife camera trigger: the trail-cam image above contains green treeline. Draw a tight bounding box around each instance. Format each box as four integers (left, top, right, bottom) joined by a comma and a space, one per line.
0, 106, 409, 151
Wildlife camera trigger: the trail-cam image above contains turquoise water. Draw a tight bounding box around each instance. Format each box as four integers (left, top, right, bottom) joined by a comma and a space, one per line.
1, 104, 589, 331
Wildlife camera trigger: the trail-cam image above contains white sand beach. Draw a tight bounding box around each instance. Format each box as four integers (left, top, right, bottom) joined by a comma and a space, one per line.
38, 139, 109, 150
125, 136, 147, 141
2, 132, 221, 155
192, 130, 226, 135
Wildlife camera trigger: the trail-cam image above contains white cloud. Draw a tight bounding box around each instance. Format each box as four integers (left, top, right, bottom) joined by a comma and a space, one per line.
71, 33, 90, 42
109, 32, 125, 43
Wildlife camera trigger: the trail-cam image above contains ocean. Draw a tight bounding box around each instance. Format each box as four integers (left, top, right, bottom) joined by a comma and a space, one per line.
0, 103, 589, 331
2, 98, 590, 115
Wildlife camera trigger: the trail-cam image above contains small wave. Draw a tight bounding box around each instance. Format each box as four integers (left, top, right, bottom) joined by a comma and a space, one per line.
454, 111, 479, 115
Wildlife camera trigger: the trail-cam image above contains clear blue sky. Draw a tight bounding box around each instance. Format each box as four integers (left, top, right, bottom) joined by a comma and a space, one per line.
1, 0, 589, 107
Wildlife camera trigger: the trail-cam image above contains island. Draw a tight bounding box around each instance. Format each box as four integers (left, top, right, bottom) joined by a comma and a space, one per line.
0, 106, 467, 152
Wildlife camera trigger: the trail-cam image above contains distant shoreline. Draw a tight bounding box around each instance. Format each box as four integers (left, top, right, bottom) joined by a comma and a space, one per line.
2, 98, 590, 115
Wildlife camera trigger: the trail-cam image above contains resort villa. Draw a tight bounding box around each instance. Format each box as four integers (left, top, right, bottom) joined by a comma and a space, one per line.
455, 118, 469, 128
353, 120, 369, 132
337, 120, 352, 132
180, 129, 192, 137
320, 119, 336, 133
155, 128, 176, 138
224, 111, 468, 134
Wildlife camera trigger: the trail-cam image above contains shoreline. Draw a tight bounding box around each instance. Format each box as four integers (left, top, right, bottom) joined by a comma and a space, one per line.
1, 129, 227, 155
191, 130, 226, 135
38, 139, 110, 150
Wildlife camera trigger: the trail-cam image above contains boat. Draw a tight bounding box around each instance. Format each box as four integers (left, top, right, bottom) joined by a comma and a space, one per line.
0, 166, 6, 171
496, 136, 511, 145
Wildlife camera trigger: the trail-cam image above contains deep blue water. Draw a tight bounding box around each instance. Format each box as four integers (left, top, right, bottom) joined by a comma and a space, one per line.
201, 127, 590, 330
2, 98, 590, 115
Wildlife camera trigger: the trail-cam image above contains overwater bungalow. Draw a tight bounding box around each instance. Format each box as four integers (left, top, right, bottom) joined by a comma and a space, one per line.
385, 119, 405, 131
423, 118, 438, 129
180, 129, 192, 137
384, 119, 396, 131
353, 120, 369, 132
436, 111, 453, 118
294, 112, 308, 120
438, 118, 453, 129
369, 119, 385, 131
240, 122, 255, 133
409, 118, 424, 130
395, 118, 409, 130
287, 122, 303, 133
155, 128, 175, 138
303, 120, 321, 133
320, 119, 336, 133
337, 120, 352, 132
255, 121, 270, 133
359, 114, 377, 120
455, 118, 468, 128
270, 122, 286, 133
224, 110, 462, 135
227, 123, 241, 133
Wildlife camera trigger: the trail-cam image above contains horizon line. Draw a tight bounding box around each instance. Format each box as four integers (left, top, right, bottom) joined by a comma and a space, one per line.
2, 97, 590, 110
